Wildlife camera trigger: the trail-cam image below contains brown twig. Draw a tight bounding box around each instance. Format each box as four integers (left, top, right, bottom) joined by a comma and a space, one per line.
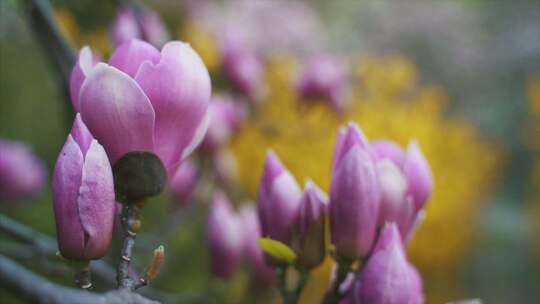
117, 204, 141, 290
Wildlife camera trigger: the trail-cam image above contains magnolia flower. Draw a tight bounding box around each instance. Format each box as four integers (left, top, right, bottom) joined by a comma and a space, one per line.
70, 39, 211, 173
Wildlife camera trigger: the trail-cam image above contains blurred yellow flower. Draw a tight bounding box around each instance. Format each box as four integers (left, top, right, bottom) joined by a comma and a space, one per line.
230, 55, 503, 303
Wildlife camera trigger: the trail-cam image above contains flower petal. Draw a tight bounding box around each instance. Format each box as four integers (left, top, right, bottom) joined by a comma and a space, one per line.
70, 46, 99, 112
52, 135, 85, 259
135, 41, 211, 167
108, 39, 160, 78
79, 63, 155, 163
78, 140, 116, 259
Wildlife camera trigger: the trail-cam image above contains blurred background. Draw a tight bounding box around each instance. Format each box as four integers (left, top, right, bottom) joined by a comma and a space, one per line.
1, 0, 539, 303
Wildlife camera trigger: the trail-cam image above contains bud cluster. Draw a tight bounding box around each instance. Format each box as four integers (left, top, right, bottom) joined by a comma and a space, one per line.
247, 122, 433, 304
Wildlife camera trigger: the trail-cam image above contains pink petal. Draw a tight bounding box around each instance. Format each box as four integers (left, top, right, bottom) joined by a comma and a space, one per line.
108, 39, 160, 78
78, 140, 116, 259
135, 41, 211, 167
52, 135, 85, 259
79, 63, 155, 163
70, 47, 99, 112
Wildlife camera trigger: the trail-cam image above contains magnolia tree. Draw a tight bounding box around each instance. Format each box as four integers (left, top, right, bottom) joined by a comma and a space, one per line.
0, 1, 486, 304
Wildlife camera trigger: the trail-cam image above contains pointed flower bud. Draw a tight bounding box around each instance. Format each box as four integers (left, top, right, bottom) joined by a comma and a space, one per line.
330, 123, 380, 260
167, 159, 198, 207
376, 159, 415, 239
297, 55, 347, 112
53, 114, 116, 260
0, 139, 46, 201
239, 205, 275, 285
371, 139, 433, 240
294, 181, 328, 270
257, 151, 302, 245
206, 192, 243, 279
404, 141, 433, 212
352, 223, 424, 304
71, 39, 211, 172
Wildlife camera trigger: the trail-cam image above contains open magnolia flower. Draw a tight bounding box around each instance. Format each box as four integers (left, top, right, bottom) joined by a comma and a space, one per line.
70, 39, 211, 173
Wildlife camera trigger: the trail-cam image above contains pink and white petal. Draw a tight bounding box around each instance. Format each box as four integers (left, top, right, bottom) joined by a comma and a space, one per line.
52, 135, 85, 259
78, 140, 115, 259
135, 41, 211, 167
79, 63, 155, 163
70, 46, 99, 112
108, 39, 160, 78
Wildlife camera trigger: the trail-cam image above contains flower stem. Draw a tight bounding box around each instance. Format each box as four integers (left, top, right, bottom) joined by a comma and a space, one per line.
74, 261, 92, 289
117, 204, 140, 290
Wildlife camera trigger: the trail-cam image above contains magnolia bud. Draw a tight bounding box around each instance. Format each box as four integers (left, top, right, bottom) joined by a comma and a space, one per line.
53, 114, 115, 260
294, 181, 327, 270
257, 151, 302, 245
330, 123, 380, 260
351, 223, 424, 304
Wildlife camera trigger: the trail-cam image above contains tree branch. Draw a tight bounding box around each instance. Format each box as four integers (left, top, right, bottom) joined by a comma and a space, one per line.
118, 204, 140, 290
0, 254, 158, 304
0, 213, 195, 303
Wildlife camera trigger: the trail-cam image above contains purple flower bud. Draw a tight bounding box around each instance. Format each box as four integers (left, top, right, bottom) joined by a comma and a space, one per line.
53, 114, 116, 260
352, 223, 424, 304
202, 95, 248, 151
72, 39, 211, 172
371, 139, 433, 241
297, 55, 347, 112
294, 181, 327, 269
167, 159, 198, 207
239, 205, 275, 285
0, 139, 46, 201
257, 151, 302, 244
403, 141, 433, 212
330, 123, 380, 260
221, 36, 263, 99
206, 192, 243, 279
111, 7, 170, 48
110, 7, 142, 47
376, 159, 415, 240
